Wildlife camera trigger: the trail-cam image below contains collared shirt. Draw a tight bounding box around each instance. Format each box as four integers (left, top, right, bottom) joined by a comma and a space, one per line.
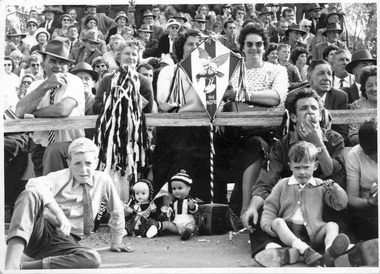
333, 74, 355, 89
252, 128, 344, 200
26, 73, 85, 147
26, 169, 125, 243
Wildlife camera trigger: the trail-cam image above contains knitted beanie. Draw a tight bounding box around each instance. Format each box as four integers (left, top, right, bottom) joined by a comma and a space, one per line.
170, 169, 193, 186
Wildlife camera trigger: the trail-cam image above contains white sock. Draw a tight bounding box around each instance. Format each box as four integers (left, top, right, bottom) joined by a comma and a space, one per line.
265, 242, 282, 249
292, 238, 309, 254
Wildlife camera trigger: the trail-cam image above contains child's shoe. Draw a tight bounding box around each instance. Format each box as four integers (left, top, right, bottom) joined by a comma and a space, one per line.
146, 225, 158, 238
303, 247, 322, 266
254, 247, 300, 267
180, 228, 193, 241
320, 233, 350, 267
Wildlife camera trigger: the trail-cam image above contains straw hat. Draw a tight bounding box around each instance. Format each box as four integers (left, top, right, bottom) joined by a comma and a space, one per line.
115, 11, 129, 23
26, 18, 39, 27
165, 19, 181, 30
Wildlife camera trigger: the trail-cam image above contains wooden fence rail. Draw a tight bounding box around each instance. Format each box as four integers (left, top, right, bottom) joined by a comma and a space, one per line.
3, 109, 377, 133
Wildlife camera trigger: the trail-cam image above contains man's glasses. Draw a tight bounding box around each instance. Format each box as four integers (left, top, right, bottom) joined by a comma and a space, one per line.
245, 41, 264, 48
30, 63, 40, 67
95, 64, 105, 68
22, 80, 32, 85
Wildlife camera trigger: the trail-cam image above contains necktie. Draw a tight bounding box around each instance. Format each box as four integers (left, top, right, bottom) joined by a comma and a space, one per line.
82, 183, 94, 236
48, 88, 57, 144
339, 79, 344, 88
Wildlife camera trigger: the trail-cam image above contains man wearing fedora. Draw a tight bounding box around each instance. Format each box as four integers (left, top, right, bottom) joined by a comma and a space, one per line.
80, 5, 116, 36
342, 49, 377, 104
38, 7, 62, 35
42, 62, 98, 175
284, 24, 307, 51
312, 22, 347, 61
142, 10, 164, 43
15, 39, 86, 177
193, 14, 214, 36
307, 3, 327, 35
258, 6, 275, 38
69, 29, 104, 65
135, 24, 159, 59
5, 28, 30, 59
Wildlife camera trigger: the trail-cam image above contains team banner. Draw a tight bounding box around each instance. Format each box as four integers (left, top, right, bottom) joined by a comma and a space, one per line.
170, 37, 242, 120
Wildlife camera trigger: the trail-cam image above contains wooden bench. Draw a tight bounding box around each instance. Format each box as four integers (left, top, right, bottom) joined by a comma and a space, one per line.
3, 109, 377, 133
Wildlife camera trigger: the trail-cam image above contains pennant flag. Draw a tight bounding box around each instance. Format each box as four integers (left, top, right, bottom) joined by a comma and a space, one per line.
152, 182, 170, 202
177, 37, 242, 120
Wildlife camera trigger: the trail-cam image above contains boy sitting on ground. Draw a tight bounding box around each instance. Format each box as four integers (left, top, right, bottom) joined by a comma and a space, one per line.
255, 141, 350, 267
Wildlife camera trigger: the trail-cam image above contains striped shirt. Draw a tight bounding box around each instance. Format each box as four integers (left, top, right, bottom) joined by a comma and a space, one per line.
171, 197, 198, 215
26, 169, 125, 244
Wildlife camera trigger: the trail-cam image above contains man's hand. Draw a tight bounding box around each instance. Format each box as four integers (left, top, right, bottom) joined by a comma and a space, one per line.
55, 211, 71, 236
110, 243, 135, 253
241, 206, 258, 233
44, 73, 68, 90
297, 113, 323, 146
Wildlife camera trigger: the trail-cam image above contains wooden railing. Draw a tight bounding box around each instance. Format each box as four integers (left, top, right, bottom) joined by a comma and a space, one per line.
3, 109, 377, 133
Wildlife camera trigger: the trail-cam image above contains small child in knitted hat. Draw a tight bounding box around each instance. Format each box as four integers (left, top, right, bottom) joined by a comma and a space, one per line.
146, 169, 198, 240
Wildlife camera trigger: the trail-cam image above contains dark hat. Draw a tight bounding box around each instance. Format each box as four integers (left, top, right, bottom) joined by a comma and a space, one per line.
42, 7, 57, 14
259, 6, 272, 16
285, 24, 307, 36
85, 16, 98, 26
82, 30, 102, 44
115, 11, 128, 23
35, 27, 50, 41
59, 13, 71, 22
142, 10, 156, 19
322, 23, 343, 36
7, 28, 27, 39
70, 61, 99, 81
307, 3, 323, 11
171, 169, 193, 186
38, 39, 74, 62
193, 14, 207, 22
345, 49, 376, 74
173, 12, 187, 22
26, 18, 38, 27
325, 12, 343, 23
138, 24, 153, 33
86, 5, 97, 9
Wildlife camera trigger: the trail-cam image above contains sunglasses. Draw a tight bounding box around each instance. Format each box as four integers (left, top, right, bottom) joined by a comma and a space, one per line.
28, 24, 37, 27
22, 80, 33, 85
4, 63, 12, 66
237, 12, 245, 15
245, 41, 264, 48
170, 26, 179, 30
62, 19, 71, 22
95, 64, 105, 68
303, 25, 311, 28
30, 63, 40, 67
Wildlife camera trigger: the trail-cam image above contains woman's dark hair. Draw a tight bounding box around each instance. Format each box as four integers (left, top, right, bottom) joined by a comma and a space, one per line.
263, 42, 278, 61
322, 44, 339, 61
359, 118, 377, 156
290, 46, 308, 65
4, 56, 14, 71
173, 29, 201, 62
238, 23, 268, 52
359, 65, 377, 98
242, 18, 261, 28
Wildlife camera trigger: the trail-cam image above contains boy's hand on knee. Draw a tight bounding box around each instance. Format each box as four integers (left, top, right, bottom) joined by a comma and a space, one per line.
111, 243, 135, 253
56, 212, 71, 236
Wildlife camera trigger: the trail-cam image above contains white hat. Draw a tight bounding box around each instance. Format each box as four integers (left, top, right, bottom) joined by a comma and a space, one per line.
165, 19, 181, 31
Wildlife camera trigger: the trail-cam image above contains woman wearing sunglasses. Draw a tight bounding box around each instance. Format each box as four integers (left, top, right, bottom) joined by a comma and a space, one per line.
221, 23, 288, 224
19, 53, 44, 81
156, 19, 181, 58
51, 14, 73, 40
